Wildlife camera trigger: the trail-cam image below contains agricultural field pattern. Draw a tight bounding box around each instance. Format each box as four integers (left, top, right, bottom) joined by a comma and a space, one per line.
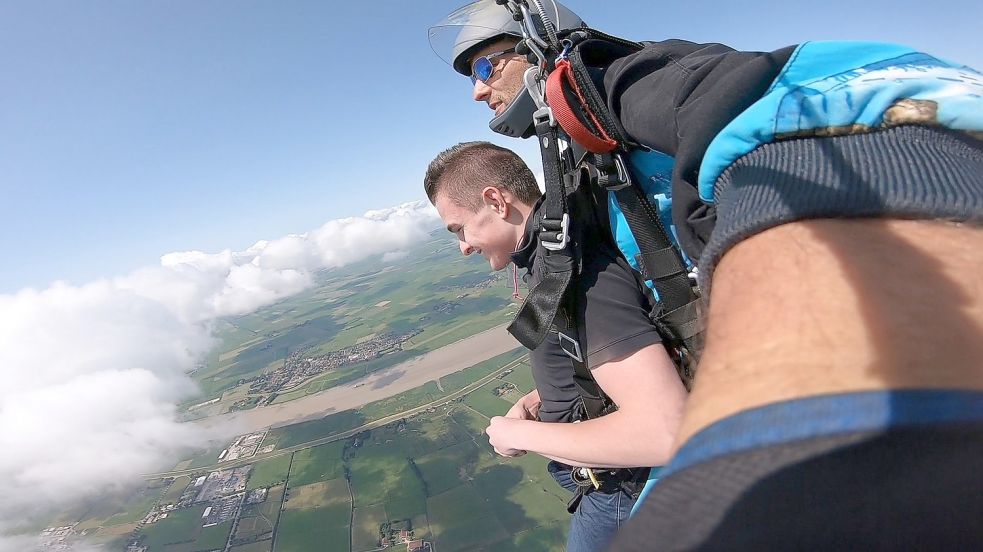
39, 231, 571, 551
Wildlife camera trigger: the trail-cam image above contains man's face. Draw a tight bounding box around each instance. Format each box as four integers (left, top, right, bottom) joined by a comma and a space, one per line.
434, 188, 517, 272
468, 39, 532, 116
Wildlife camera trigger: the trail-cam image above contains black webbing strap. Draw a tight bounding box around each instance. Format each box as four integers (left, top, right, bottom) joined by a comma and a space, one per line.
507, 108, 614, 419
508, 110, 576, 351
553, 32, 706, 381
595, 155, 701, 340
557, 292, 612, 421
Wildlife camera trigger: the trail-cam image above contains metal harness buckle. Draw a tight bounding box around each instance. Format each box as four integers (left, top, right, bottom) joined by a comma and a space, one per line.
533, 105, 555, 129
556, 330, 583, 363
539, 213, 569, 251
571, 467, 601, 490
598, 153, 631, 191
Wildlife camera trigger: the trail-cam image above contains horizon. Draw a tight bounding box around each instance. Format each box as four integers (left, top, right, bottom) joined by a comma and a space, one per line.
1, 0, 981, 548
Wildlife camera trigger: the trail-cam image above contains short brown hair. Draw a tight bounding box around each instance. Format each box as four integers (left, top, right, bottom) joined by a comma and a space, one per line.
424, 141, 541, 211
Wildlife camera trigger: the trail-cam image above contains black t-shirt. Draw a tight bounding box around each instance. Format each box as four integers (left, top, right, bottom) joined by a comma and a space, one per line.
511, 200, 662, 423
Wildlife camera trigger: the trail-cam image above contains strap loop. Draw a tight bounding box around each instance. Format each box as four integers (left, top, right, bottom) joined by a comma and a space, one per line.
546, 60, 618, 153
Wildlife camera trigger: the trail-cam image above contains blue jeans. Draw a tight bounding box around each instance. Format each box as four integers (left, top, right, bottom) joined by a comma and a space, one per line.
548, 461, 638, 552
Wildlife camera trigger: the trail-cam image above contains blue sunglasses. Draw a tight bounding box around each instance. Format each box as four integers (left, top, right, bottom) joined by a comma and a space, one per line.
469, 48, 517, 84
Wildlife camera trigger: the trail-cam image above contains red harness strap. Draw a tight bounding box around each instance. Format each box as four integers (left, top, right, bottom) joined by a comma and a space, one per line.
545, 59, 618, 154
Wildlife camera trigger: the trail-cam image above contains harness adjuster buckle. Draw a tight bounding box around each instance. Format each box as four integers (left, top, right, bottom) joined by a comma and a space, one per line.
556, 330, 583, 363
539, 213, 569, 251
598, 154, 631, 191
533, 106, 556, 129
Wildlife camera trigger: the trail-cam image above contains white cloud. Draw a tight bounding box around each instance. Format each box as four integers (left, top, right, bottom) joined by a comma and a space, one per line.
0, 201, 440, 545
381, 250, 410, 263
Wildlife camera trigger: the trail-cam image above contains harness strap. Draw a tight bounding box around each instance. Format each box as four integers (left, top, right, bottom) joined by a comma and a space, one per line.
661, 300, 704, 341
610, 184, 692, 304
599, 153, 704, 389
508, 108, 577, 351
636, 246, 687, 281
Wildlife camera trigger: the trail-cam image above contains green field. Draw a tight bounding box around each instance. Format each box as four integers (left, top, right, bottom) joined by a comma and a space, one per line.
504, 359, 536, 393
230, 541, 273, 552
464, 387, 513, 418
269, 410, 365, 449
160, 476, 191, 505
429, 484, 510, 551
247, 455, 292, 490
185, 442, 227, 469
351, 503, 387, 551
276, 505, 352, 552
493, 522, 567, 551
414, 440, 479, 497
139, 505, 208, 550
196, 521, 234, 550
288, 441, 347, 487
109, 319, 564, 552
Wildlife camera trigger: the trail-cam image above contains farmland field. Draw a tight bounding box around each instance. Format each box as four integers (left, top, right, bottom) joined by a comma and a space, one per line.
276, 505, 351, 552
246, 455, 291, 490
52, 263, 568, 551
351, 503, 387, 551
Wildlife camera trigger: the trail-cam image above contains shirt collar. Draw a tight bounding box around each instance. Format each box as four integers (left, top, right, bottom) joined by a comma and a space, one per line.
509, 197, 543, 270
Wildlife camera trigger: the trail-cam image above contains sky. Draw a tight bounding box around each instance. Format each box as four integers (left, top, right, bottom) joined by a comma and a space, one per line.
1, 0, 980, 292
0, 0, 980, 547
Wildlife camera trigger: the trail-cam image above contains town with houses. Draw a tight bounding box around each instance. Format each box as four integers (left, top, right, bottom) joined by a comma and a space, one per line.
246, 329, 424, 396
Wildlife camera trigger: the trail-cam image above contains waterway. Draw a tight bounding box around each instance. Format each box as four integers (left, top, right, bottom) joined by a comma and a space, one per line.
197, 323, 520, 435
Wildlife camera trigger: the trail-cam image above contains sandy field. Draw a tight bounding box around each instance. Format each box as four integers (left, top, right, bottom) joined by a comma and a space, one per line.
198, 323, 520, 435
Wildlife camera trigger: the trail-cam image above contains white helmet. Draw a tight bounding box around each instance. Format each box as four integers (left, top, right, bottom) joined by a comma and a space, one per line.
429, 0, 586, 77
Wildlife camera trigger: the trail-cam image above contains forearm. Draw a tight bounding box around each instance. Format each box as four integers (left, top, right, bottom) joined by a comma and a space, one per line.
676, 218, 983, 449
506, 408, 679, 468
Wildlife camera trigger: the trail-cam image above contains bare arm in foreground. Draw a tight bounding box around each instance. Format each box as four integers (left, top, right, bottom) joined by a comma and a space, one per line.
675, 218, 983, 449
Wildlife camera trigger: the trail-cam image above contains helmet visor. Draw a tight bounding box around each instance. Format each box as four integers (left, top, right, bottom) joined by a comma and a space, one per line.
428, 0, 569, 74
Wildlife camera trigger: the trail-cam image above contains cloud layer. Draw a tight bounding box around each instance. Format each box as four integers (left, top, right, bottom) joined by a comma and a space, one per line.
0, 201, 439, 546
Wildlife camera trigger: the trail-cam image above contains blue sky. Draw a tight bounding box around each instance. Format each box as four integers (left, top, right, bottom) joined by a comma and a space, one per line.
1, 0, 980, 292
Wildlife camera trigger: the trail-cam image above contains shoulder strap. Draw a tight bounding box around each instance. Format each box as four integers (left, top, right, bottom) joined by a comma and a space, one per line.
508, 104, 618, 418
507, 107, 577, 351
546, 36, 706, 388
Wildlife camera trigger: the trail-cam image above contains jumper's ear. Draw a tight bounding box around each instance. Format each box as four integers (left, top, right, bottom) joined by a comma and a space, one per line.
481, 185, 510, 218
